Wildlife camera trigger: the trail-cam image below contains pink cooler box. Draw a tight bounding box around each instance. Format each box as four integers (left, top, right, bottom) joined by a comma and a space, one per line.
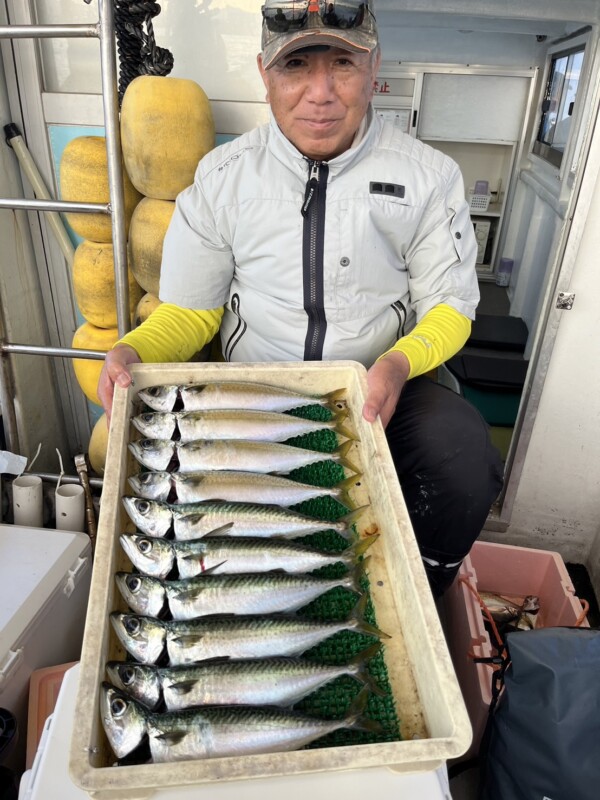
443, 541, 589, 758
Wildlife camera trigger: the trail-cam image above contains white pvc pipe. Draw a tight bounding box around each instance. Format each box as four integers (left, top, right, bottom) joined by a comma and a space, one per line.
12, 475, 43, 527
7, 132, 75, 267
55, 484, 85, 532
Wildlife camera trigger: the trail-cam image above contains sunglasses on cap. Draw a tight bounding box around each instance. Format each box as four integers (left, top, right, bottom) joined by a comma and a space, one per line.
262, 1, 370, 34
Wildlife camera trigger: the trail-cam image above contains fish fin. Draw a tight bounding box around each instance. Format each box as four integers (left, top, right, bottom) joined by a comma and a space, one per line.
349, 555, 370, 594
336, 440, 361, 474
338, 505, 369, 539
348, 643, 387, 698
346, 534, 379, 561
335, 473, 363, 510
170, 633, 204, 646
350, 594, 391, 641
153, 731, 189, 746
344, 686, 382, 734
335, 418, 359, 442
164, 679, 197, 696
204, 522, 235, 536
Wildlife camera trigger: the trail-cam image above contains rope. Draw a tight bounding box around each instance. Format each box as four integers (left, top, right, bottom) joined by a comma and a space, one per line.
113, 1, 174, 105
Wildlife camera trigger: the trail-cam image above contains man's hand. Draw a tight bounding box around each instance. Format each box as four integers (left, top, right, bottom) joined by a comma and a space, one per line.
97, 344, 141, 424
363, 351, 411, 429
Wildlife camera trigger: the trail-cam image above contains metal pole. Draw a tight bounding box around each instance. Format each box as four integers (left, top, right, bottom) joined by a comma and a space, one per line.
0, 198, 108, 213
98, 0, 130, 339
28, 470, 103, 489
0, 343, 106, 360
0, 24, 99, 39
0, 348, 20, 453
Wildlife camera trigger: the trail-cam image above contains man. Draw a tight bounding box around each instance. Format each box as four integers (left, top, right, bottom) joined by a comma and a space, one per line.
99, 0, 503, 596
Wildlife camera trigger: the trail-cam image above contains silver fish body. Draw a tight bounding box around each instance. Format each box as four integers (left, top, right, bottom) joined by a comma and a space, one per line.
107, 645, 382, 711
101, 683, 380, 762
138, 381, 346, 414
120, 532, 376, 579
110, 607, 389, 665
131, 408, 355, 444
174, 439, 358, 475
121, 497, 362, 541
163, 561, 367, 620
129, 469, 358, 508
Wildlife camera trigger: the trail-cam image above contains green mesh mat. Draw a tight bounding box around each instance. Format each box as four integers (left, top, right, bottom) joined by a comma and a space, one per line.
281, 404, 401, 748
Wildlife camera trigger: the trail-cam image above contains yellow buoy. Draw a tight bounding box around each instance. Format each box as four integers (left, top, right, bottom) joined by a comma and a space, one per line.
129, 197, 175, 296
88, 413, 109, 475
72, 322, 119, 406
60, 136, 142, 243
120, 76, 215, 199
73, 240, 143, 328
135, 292, 162, 326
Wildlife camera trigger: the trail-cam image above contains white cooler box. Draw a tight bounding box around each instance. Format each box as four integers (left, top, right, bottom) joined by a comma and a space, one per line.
0, 525, 92, 773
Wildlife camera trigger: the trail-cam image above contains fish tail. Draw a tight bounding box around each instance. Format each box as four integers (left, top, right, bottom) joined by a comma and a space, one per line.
335, 416, 359, 442
349, 644, 387, 698
323, 388, 347, 415
350, 594, 392, 640
334, 473, 363, 512
346, 555, 370, 595
344, 687, 383, 734
336, 440, 361, 474
335, 505, 369, 541
344, 534, 379, 564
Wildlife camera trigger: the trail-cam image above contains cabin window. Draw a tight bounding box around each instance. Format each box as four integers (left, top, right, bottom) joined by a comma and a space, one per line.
533, 44, 585, 169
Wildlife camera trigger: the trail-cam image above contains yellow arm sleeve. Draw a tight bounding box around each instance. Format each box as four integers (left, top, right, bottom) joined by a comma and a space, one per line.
116, 303, 224, 363
380, 303, 471, 379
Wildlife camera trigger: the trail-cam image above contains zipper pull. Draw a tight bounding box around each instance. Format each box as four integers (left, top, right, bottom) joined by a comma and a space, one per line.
301, 161, 321, 217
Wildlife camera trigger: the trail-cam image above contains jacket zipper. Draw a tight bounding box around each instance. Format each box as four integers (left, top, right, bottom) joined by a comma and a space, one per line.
391, 299, 407, 340
301, 160, 328, 360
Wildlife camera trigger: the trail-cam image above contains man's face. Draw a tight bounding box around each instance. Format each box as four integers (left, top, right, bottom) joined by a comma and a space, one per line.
258, 46, 381, 161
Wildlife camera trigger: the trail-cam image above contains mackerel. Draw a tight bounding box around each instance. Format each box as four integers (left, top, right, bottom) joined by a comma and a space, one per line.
129, 438, 358, 475
130, 408, 356, 443
101, 683, 381, 761
138, 381, 347, 414
128, 469, 361, 508
106, 643, 384, 711
115, 560, 369, 620
110, 600, 390, 664
119, 532, 377, 579
121, 496, 365, 540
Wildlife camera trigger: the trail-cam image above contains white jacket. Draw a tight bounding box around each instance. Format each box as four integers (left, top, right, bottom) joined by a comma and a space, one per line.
160, 108, 479, 367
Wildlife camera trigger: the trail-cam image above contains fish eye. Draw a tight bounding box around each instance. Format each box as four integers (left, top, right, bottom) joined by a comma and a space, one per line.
147, 387, 160, 397
135, 499, 150, 515
141, 413, 154, 422
141, 439, 154, 449
138, 539, 153, 555
139, 473, 153, 485
124, 617, 141, 635
120, 666, 136, 685
110, 697, 128, 717
126, 576, 142, 593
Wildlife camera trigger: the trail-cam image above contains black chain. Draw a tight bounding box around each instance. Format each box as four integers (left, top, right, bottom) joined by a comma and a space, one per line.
113, 1, 174, 105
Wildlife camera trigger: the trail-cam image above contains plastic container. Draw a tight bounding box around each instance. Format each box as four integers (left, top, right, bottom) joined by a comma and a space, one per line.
69, 361, 472, 798
26, 662, 77, 769
0, 526, 92, 772
495, 257, 514, 287
443, 540, 589, 758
